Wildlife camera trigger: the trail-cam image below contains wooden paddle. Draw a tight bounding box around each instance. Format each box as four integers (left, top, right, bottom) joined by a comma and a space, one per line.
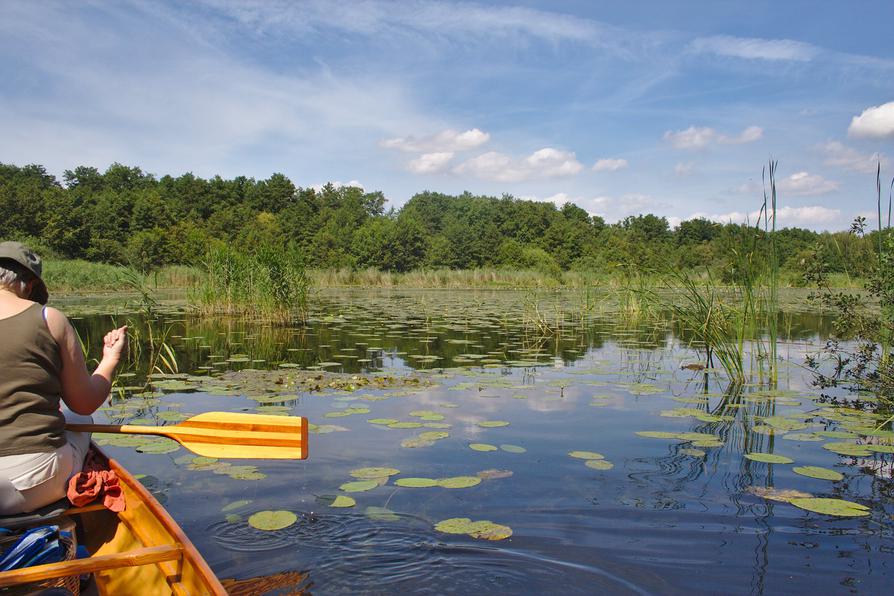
67, 412, 308, 460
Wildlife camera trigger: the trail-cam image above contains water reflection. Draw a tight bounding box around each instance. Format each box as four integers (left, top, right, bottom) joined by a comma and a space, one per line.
62, 289, 894, 594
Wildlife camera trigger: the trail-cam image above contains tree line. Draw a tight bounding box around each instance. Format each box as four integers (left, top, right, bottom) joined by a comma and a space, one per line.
0, 162, 878, 279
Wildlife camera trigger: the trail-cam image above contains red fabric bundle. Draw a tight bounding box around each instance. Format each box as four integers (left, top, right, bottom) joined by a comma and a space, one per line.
66, 451, 126, 512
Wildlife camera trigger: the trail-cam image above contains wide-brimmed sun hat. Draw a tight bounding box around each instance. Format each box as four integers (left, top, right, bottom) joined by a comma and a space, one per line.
0, 241, 49, 304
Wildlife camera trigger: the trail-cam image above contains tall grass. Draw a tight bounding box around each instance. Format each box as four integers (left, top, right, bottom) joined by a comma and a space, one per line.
667, 161, 782, 385
192, 243, 311, 322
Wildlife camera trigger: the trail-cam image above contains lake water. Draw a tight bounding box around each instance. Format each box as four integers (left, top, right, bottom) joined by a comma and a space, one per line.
66, 289, 893, 594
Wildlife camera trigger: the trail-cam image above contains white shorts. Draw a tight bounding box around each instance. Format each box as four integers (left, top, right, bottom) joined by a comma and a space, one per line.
0, 410, 92, 515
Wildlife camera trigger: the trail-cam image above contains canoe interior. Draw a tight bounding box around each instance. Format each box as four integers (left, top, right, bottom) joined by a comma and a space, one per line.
0, 444, 226, 595
81, 446, 226, 595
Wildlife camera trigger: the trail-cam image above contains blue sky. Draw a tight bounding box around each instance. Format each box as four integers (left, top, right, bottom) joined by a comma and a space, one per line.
2, 0, 893, 230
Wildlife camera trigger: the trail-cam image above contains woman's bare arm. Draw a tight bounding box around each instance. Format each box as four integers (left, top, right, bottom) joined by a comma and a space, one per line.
45, 307, 127, 415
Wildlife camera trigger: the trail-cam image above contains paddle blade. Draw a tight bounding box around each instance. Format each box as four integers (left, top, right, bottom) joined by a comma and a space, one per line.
68, 413, 308, 460
173, 412, 308, 460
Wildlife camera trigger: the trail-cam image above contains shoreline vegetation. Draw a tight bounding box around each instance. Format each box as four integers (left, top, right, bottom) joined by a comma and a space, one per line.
44, 259, 866, 294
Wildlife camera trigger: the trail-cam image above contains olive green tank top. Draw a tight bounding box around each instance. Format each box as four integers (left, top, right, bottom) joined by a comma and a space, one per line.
0, 303, 66, 455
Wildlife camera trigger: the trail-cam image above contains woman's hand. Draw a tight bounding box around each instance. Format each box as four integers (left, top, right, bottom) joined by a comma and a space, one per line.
102, 325, 128, 363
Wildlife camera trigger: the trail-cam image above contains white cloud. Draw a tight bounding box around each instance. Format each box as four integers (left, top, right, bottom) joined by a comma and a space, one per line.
688, 205, 841, 229
848, 101, 894, 139
738, 172, 838, 197
454, 147, 583, 182
381, 128, 490, 153
777, 172, 839, 196
674, 162, 694, 176
820, 141, 886, 173
530, 192, 667, 221
721, 125, 763, 144
689, 35, 818, 61
664, 126, 717, 149
592, 158, 628, 172
311, 180, 364, 193
407, 151, 454, 174
663, 125, 763, 149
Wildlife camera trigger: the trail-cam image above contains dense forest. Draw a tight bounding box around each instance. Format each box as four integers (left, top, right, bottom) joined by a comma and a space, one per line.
0, 162, 878, 279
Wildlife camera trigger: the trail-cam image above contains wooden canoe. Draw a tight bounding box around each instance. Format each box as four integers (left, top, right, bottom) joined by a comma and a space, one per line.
0, 444, 227, 595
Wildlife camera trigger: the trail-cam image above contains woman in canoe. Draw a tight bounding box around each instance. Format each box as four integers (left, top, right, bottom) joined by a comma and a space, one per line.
0, 241, 127, 515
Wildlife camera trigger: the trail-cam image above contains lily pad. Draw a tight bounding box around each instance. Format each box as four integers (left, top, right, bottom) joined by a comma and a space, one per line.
568, 451, 605, 460
788, 497, 870, 517
466, 520, 513, 540
469, 443, 498, 452
744, 453, 793, 464
434, 518, 512, 540
419, 431, 449, 441
499, 444, 526, 454
330, 496, 356, 508
221, 499, 252, 512
636, 431, 680, 439
681, 448, 706, 457
477, 420, 510, 428
248, 510, 298, 531
584, 460, 614, 470
782, 433, 824, 442
792, 466, 843, 481
135, 440, 180, 454
368, 418, 399, 425
389, 421, 423, 429
395, 477, 438, 488
866, 444, 894, 454
823, 442, 872, 457
350, 467, 400, 479
365, 506, 399, 521
434, 517, 474, 534
436, 476, 481, 489
340, 480, 379, 493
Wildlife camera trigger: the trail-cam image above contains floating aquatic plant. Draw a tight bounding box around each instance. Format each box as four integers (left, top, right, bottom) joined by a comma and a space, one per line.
350, 467, 400, 479
248, 510, 298, 531
330, 496, 356, 508
792, 466, 843, 481
788, 497, 870, 517
395, 477, 438, 488
744, 453, 793, 464
434, 518, 512, 541
339, 480, 379, 492
436, 476, 481, 488
469, 443, 497, 452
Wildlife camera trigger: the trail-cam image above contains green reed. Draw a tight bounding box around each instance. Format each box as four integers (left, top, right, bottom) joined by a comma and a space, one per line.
192, 243, 311, 322
664, 161, 781, 385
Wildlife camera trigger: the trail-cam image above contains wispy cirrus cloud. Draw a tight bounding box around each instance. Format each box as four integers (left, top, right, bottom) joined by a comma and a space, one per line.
689, 35, 818, 61
663, 125, 763, 149
848, 101, 894, 139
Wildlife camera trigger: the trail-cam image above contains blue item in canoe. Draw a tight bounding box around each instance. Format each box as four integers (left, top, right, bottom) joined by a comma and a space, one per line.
0, 525, 59, 571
